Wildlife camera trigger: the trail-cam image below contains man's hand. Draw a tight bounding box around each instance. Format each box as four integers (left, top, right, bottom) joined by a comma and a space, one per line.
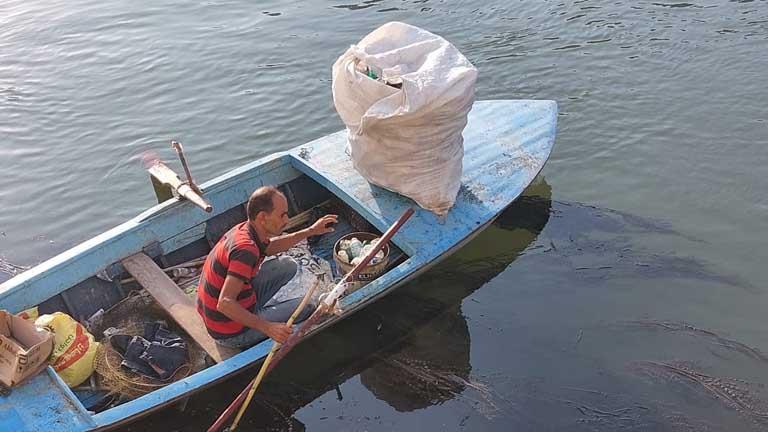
218, 276, 294, 343
266, 214, 339, 255
309, 214, 338, 237
265, 322, 292, 344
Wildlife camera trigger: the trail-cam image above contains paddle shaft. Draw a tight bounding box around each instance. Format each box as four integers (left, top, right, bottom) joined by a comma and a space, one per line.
265, 207, 414, 372
207, 279, 320, 432
228, 278, 321, 431
208, 207, 414, 432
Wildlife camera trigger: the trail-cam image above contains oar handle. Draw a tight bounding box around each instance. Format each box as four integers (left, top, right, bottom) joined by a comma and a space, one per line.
208, 279, 321, 432
171, 140, 200, 194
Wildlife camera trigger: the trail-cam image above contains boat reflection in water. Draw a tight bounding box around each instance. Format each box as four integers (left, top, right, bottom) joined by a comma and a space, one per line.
357, 185, 552, 414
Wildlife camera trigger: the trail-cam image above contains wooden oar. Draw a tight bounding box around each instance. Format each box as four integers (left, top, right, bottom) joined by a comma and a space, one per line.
208, 207, 415, 432
227, 277, 320, 430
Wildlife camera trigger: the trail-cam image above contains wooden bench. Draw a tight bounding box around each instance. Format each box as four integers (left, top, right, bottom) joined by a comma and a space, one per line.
121, 253, 238, 363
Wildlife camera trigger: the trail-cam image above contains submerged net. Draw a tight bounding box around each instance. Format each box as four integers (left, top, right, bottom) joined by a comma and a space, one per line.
91, 290, 207, 400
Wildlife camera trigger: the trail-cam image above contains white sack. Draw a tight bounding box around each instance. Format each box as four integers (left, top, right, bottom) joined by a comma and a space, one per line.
332, 22, 477, 216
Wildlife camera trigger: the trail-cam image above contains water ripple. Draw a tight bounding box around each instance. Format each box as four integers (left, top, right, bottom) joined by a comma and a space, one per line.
1, 3, 767, 428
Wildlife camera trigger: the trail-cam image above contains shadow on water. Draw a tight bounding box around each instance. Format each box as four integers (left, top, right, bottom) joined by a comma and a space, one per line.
234, 185, 556, 430
526, 200, 752, 291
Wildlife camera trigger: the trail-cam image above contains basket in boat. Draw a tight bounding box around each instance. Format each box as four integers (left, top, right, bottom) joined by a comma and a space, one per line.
91, 291, 206, 399
333, 232, 389, 293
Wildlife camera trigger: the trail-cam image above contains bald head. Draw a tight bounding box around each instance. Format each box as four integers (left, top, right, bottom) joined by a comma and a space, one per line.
247, 186, 282, 221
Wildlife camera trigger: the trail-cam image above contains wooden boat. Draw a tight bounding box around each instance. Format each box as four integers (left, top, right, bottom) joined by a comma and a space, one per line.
0, 99, 557, 431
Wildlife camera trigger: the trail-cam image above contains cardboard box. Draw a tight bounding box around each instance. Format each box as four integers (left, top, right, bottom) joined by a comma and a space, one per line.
0, 310, 54, 387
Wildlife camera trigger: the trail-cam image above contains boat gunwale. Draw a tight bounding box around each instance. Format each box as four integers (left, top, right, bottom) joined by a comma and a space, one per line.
90, 218, 488, 430
0, 153, 297, 313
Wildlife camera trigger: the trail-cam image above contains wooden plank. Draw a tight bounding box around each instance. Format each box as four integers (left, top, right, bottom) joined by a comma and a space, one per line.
121, 253, 238, 363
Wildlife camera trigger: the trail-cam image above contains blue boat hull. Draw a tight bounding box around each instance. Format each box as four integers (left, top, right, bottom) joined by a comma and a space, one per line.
0, 100, 557, 431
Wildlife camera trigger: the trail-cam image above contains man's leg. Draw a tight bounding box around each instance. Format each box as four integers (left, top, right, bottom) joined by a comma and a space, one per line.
252, 257, 299, 309
216, 257, 313, 349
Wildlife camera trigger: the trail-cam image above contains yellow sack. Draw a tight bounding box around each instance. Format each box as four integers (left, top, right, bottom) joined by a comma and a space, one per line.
35, 312, 100, 387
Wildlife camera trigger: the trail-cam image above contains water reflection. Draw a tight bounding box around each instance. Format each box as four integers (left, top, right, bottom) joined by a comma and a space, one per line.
254, 184, 553, 428
332, 0, 386, 11
359, 310, 471, 412
359, 190, 551, 412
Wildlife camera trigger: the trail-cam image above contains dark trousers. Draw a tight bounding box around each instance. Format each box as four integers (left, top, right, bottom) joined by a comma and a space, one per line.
215, 257, 313, 348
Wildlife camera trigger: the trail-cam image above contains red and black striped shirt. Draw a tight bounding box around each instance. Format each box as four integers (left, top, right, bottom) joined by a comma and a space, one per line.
196, 221, 269, 339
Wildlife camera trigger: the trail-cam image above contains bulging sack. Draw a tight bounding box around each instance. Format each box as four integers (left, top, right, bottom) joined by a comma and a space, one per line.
35, 312, 100, 387
332, 22, 477, 216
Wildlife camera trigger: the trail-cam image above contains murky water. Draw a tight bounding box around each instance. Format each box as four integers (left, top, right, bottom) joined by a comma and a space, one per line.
1, 0, 767, 430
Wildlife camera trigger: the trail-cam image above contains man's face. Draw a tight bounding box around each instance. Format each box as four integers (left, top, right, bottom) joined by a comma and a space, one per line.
262, 193, 290, 237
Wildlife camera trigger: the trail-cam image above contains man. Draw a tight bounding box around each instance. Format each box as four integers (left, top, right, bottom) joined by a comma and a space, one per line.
196, 186, 337, 348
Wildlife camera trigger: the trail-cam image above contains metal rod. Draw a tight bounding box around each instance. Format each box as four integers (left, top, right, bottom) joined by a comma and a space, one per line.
171, 140, 201, 194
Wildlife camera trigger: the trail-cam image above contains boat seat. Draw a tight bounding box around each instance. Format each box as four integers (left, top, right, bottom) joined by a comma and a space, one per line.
121, 253, 238, 363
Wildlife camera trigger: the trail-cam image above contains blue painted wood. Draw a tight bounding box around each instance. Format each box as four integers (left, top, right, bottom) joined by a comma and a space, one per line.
72, 388, 112, 410
283, 174, 332, 214
160, 237, 210, 268
0, 155, 300, 313
0, 368, 96, 431
0, 100, 556, 431
289, 99, 558, 260
61, 276, 125, 323
158, 222, 207, 255
204, 204, 247, 246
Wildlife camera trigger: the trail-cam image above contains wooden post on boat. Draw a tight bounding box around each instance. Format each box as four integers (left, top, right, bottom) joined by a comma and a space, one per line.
150, 175, 174, 204
145, 141, 213, 212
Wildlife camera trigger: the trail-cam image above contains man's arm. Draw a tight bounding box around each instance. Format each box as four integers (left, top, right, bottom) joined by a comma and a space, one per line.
266, 214, 338, 255
216, 275, 291, 343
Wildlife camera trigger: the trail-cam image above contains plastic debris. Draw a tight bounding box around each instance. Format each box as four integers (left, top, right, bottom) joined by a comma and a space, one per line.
338, 237, 384, 265
338, 250, 350, 264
